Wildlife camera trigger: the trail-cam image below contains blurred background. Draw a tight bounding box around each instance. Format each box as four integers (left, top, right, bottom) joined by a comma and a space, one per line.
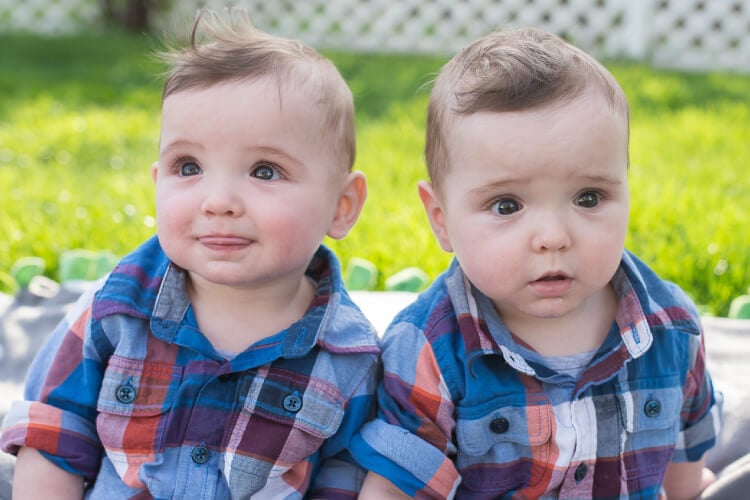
0, 0, 748, 316
2, 0, 749, 70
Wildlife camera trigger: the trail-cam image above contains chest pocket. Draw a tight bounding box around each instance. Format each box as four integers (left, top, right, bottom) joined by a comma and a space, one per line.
227, 368, 345, 480
456, 400, 553, 494
617, 381, 683, 480
96, 355, 182, 488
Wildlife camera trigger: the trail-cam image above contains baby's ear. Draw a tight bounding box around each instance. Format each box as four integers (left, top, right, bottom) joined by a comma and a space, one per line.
418, 181, 453, 252
151, 161, 159, 183
327, 171, 367, 240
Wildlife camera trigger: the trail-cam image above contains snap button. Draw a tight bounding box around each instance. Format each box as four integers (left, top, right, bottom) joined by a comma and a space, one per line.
489, 417, 509, 434
643, 399, 662, 417
574, 462, 588, 482
115, 384, 136, 404
283, 394, 302, 413
191, 444, 210, 464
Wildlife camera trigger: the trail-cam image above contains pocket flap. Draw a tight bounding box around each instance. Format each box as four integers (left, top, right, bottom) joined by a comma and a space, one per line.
97, 356, 181, 417
242, 375, 345, 439
457, 403, 552, 456
618, 384, 683, 433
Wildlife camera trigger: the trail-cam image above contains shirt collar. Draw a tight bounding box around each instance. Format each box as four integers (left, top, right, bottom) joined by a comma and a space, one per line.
94, 237, 378, 357
447, 250, 702, 375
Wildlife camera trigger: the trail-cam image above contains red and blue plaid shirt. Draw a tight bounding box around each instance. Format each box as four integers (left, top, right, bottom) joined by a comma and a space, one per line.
351, 251, 720, 499
1, 236, 380, 498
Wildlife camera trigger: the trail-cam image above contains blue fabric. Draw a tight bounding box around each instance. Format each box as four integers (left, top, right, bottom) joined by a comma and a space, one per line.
351, 250, 720, 498
2, 236, 380, 498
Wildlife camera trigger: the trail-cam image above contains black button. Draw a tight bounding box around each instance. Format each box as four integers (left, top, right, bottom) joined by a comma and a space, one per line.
489, 417, 509, 434
191, 444, 210, 464
115, 384, 136, 404
644, 399, 662, 417
574, 462, 588, 482
283, 394, 303, 413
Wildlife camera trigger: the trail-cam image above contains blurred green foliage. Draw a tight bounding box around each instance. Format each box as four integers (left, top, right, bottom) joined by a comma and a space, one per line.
0, 32, 747, 315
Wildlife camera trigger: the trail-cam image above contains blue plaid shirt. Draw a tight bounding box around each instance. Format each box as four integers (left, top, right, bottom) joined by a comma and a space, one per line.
1, 236, 380, 498
351, 251, 720, 499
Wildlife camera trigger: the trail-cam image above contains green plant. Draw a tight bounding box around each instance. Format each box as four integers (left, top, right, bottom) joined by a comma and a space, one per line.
0, 33, 748, 316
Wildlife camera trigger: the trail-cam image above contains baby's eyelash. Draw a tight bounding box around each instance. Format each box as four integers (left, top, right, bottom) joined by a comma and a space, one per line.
170, 156, 196, 172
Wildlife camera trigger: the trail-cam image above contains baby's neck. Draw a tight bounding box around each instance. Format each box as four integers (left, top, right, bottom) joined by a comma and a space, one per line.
186, 274, 316, 354
501, 285, 618, 357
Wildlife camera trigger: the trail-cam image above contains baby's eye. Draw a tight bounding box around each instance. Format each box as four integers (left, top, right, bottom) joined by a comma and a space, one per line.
575, 191, 601, 208
179, 161, 202, 177
250, 162, 281, 181
492, 198, 522, 216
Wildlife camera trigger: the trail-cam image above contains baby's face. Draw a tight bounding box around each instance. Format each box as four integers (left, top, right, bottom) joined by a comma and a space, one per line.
152, 78, 349, 291
421, 91, 630, 326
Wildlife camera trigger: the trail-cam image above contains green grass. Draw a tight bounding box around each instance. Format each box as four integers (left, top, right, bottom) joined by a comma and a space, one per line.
0, 32, 748, 316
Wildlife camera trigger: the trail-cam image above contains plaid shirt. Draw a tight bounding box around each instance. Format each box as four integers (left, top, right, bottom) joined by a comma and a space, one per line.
1, 236, 380, 499
351, 251, 720, 499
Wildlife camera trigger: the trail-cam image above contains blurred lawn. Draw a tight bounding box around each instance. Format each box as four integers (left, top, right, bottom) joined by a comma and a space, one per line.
0, 31, 748, 316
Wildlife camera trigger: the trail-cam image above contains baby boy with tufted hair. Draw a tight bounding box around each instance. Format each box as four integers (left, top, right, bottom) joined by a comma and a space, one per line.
1, 8, 379, 498
352, 27, 720, 499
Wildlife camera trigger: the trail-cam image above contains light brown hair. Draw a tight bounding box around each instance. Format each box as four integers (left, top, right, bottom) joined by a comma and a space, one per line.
158, 8, 356, 171
425, 27, 629, 190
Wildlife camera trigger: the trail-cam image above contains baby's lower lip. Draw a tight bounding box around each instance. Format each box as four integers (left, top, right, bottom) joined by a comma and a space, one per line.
530, 276, 573, 296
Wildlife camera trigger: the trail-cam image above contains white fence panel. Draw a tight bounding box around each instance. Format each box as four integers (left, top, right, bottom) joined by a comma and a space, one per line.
648, 0, 750, 72
161, 0, 634, 58
1, 0, 749, 73
0, 0, 99, 34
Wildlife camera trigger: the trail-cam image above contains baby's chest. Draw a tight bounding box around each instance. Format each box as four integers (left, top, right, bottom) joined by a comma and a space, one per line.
95, 354, 346, 494
453, 375, 684, 497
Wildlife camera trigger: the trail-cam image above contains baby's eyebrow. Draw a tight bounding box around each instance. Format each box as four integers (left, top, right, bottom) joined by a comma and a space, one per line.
159, 139, 202, 157
251, 145, 303, 167
469, 172, 624, 196
469, 177, 522, 195
575, 173, 625, 185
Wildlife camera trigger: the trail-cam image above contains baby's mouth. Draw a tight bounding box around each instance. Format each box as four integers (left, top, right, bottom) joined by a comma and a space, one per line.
536, 273, 569, 282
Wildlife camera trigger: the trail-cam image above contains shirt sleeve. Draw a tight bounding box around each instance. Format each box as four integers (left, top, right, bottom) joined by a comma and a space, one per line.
0, 284, 105, 480
309, 354, 379, 497
672, 326, 721, 463
351, 321, 461, 499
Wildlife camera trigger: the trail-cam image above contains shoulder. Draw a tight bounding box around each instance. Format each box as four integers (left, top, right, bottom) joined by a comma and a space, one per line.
620, 250, 702, 334
378, 270, 470, 389
311, 246, 380, 354
319, 292, 381, 356
298, 293, 381, 400
92, 236, 171, 321
382, 271, 454, 345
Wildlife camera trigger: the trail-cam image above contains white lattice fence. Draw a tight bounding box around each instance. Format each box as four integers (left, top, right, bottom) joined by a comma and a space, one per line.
0, 0, 99, 33
1, 0, 749, 72
648, 0, 750, 71
163, 0, 635, 57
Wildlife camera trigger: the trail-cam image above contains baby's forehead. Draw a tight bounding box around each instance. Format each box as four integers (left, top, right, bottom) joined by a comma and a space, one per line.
444, 93, 628, 170
448, 92, 627, 149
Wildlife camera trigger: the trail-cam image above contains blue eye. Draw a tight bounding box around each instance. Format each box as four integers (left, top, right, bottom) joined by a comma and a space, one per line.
179, 161, 202, 176
576, 191, 601, 208
492, 198, 522, 215
251, 163, 280, 181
